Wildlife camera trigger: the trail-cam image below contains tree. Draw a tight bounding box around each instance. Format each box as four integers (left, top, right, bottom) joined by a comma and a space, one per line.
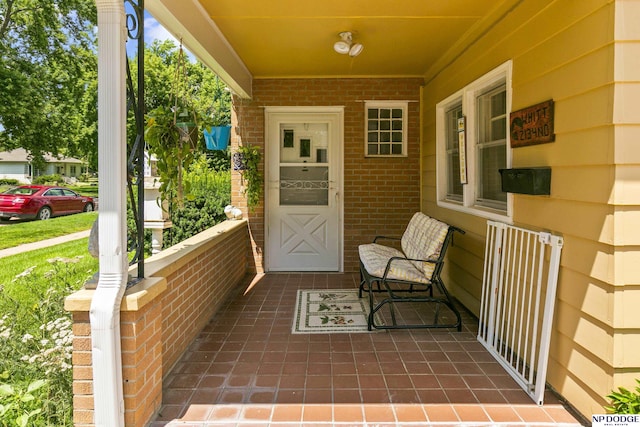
135, 40, 232, 207
0, 0, 97, 170
140, 39, 232, 126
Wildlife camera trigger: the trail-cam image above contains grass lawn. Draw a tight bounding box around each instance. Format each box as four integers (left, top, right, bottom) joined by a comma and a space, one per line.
0, 238, 98, 306
0, 238, 97, 426
67, 183, 98, 197
0, 212, 97, 250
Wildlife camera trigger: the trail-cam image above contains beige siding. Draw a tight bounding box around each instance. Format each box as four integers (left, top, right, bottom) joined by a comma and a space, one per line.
611, 0, 640, 372
422, 0, 640, 418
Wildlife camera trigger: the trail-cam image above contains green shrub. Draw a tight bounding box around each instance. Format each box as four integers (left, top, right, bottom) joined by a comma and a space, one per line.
184, 154, 231, 200
0, 375, 48, 427
164, 195, 228, 247
205, 148, 231, 172
32, 175, 62, 185
78, 173, 92, 182
163, 154, 231, 247
0, 256, 92, 426
123, 154, 231, 254
0, 179, 19, 186
606, 380, 640, 414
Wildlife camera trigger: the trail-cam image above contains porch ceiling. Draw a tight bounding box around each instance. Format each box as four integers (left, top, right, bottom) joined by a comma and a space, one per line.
146, 0, 519, 98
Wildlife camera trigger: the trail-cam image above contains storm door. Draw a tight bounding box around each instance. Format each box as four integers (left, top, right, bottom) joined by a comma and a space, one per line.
265, 107, 343, 271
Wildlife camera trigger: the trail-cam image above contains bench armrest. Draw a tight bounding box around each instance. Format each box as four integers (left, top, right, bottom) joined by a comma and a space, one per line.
381, 255, 441, 281
373, 235, 401, 243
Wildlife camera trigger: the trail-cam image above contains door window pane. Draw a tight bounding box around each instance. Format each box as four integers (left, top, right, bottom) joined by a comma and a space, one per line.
280, 123, 328, 164
280, 166, 328, 206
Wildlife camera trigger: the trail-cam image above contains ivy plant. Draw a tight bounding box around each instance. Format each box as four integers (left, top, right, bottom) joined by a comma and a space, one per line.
145, 105, 200, 209
233, 144, 262, 210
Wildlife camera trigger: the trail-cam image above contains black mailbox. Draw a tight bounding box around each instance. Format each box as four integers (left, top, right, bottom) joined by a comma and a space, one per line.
499, 167, 551, 195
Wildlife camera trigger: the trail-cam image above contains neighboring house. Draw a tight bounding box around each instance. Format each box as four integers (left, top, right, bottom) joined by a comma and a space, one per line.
0, 148, 84, 183
70, 1, 640, 425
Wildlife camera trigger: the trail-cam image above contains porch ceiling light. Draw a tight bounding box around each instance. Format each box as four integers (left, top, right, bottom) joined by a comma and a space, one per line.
334, 31, 363, 57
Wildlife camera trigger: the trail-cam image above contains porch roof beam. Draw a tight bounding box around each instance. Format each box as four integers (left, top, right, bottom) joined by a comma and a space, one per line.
146, 0, 253, 99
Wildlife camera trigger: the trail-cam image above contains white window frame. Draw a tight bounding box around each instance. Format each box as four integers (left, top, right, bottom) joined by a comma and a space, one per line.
443, 100, 464, 202
436, 61, 513, 222
364, 101, 408, 157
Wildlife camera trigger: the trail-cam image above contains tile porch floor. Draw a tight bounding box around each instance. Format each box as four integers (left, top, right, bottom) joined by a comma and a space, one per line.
150, 273, 587, 426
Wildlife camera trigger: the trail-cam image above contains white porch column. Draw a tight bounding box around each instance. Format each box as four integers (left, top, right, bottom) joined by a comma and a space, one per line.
91, 1, 128, 426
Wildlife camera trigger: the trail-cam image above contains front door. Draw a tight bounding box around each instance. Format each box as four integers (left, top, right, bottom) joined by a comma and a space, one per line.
265, 107, 343, 271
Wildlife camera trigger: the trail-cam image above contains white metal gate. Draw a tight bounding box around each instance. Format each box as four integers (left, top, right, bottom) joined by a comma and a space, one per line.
477, 220, 563, 405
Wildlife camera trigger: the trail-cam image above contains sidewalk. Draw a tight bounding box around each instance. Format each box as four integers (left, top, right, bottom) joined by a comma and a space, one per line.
0, 230, 91, 259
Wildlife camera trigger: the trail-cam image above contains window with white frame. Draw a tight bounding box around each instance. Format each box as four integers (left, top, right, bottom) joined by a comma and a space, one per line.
365, 101, 407, 156
436, 61, 512, 220
444, 101, 463, 201
475, 83, 507, 210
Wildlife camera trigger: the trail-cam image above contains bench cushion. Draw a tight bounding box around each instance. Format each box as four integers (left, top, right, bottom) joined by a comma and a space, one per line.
358, 243, 431, 284
401, 213, 449, 276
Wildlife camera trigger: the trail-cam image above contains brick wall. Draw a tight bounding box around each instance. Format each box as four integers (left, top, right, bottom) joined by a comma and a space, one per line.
160, 223, 250, 372
232, 78, 423, 272
71, 312, 93, 426
68, 221, 251, 427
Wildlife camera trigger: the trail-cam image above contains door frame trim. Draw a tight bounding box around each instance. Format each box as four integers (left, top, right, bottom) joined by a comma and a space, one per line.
264, 106, 345, 272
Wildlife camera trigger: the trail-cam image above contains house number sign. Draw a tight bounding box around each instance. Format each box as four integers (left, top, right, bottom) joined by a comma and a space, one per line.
509, 99, 555, 148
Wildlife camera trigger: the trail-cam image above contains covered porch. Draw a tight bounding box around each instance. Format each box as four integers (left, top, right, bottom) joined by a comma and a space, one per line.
77, 0, 640, 425
150, 272, 581, 425
67, 220, 583, 426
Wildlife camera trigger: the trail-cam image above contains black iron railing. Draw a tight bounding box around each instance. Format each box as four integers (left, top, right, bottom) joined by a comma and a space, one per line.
124, 0, 145, 279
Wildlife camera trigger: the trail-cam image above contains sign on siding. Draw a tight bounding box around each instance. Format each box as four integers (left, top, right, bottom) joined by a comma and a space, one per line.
509, 99, 555, 148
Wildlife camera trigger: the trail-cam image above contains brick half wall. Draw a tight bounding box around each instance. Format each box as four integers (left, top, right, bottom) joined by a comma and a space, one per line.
66, 220, 251, 427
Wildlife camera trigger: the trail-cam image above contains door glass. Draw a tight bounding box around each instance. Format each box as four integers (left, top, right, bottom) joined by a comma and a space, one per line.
280, 166, 328, 206
279, 123, 329, 206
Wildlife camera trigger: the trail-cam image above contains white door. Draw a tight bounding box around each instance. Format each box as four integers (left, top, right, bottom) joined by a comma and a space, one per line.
265, 107, 343, 271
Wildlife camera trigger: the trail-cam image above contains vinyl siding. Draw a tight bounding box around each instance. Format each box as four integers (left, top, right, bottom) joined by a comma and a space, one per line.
422, 0, 639, 418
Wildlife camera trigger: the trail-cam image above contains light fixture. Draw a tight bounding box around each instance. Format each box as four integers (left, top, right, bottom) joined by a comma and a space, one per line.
333, 31, 363, 57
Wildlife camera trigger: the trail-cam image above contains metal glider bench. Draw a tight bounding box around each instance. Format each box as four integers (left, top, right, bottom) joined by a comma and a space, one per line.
358, 212, 465, 331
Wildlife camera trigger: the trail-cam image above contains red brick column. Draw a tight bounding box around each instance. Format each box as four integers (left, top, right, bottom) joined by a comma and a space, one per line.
121, 299, 163, 426
71, 312, 94, 426
69, 292, 164, 427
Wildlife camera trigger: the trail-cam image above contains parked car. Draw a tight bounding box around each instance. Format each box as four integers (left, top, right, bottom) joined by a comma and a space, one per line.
0, 185, 94, 221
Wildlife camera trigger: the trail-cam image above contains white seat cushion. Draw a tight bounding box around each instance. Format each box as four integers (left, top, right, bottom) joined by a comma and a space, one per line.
401, 213, 449, 276
358, 243, 431, 284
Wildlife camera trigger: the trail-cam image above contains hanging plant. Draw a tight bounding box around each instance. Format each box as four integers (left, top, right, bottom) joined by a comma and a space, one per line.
201, 76, 232, 151
145, 106, 199, 209
233, 144, 262, 210
144, 41, 200, 209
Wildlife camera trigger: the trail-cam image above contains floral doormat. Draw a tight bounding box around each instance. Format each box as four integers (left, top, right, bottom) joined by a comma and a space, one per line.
292, 289, 380, 334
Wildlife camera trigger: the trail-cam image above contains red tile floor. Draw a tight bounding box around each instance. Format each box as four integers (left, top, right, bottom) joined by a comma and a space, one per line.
150, 273, 587, 426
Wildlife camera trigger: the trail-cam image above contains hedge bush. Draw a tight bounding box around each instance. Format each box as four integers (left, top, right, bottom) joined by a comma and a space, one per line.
32, 175, 62, 185
0, 179, 19, 186
163, 155, 231, 247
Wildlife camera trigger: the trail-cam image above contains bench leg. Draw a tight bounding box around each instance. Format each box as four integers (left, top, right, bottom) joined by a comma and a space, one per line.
367, 282, 375, 330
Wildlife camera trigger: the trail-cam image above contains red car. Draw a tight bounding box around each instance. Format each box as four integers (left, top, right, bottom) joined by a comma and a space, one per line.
0, 185, 95, 221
